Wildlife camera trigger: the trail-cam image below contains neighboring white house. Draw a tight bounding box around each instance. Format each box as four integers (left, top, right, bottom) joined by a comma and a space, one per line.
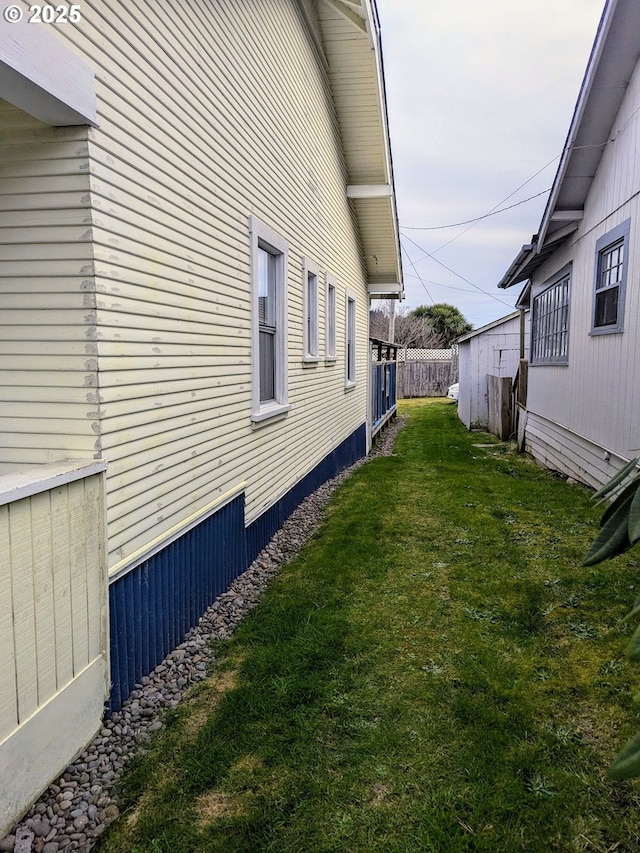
498, 0, 640, 487
457, 312, 529, 432
0, 0, 403, 833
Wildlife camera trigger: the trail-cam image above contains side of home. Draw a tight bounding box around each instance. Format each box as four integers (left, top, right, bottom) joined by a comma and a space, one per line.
498, 0, 640, 487
0, 0, 402, 833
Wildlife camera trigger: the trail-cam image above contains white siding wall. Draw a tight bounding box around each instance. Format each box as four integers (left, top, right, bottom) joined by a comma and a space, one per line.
0, 100, 98, 473
38, 0, 371, 568
0, 469, 107, 836
526, 58, 640, 483
458, 314, 527, 429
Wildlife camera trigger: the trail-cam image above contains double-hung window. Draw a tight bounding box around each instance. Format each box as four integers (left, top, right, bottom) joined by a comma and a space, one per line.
250, 216, 290, 422
531, 264, 571, 366
303, 258, 319, 360
325, 273, 337, 360
591, 219, 630, 335
345, 292, 356, 386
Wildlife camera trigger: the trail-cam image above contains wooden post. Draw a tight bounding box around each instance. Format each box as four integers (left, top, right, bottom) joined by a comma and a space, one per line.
487, 374, 513, 439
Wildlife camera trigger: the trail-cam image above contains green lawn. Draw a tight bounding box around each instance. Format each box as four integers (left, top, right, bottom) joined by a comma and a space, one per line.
99, 399, 640, 852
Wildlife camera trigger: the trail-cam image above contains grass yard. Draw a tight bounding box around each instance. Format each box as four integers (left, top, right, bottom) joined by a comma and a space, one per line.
98, 399, 640, 852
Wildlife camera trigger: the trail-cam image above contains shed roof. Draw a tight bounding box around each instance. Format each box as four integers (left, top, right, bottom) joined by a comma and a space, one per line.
498, 0, 640, 289
315, 0, 404, 298
456, 311, 521, 344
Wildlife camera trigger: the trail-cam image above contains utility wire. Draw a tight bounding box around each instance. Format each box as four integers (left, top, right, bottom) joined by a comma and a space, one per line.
401, 232, 515, 309
403, 272, 497, 296
401, 188, 551, 231
399, 239, 435, 305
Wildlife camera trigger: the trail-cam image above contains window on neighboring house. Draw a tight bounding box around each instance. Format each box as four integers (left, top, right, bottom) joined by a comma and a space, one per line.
325, 273, 336, 359
250, 216, 290, 422
346, 292, 356, 386
531, 264, 571, 366
592, 219, 630, 335
303, 258, 319, 360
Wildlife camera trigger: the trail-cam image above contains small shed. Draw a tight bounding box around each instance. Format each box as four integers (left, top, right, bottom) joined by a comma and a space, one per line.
457, 312, 529, 435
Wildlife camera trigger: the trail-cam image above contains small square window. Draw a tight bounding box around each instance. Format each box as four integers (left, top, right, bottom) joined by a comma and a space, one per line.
592, 219, 630, 335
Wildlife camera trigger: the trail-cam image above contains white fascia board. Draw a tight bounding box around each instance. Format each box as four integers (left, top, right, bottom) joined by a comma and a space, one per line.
0, 3, 97, 125
347, 184, 392, 198
550, 210, 584, 221
367, 281, 402, 296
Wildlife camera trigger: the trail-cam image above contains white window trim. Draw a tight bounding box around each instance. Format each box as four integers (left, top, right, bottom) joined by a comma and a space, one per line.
590, 218, 630, 336
325, 272, 337, 362
249, 216, 290, 423
345, 290, 357, 389
302, 257, 320, 363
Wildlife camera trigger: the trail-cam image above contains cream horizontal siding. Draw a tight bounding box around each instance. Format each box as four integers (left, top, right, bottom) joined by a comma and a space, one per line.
526, 58, 640, 469
34, 0, 371, 567
0, 99, 98, 474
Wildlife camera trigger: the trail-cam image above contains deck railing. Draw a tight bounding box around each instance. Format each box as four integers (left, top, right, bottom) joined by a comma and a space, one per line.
371, 338, 398, 437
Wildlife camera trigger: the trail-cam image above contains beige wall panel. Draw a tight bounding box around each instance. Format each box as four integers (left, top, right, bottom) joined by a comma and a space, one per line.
8, 501, 39, 722
0, 505, 18, 741
67, 480, 90, 674
34, 0, 372, 567
29, 491, 58, 704
0, 101, 98, 470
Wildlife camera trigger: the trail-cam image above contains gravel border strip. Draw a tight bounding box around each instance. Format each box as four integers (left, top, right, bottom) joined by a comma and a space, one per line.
1, 415, 406, 853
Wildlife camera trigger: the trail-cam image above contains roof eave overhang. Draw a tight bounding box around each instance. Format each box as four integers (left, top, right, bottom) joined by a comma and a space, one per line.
498, 222, 579, 289
537, 0, 640, 250
317, 0, 404, 299
498, 0, 640, 292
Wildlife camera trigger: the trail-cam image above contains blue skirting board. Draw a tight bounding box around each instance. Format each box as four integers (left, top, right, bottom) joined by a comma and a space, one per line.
108, 422, 366, 710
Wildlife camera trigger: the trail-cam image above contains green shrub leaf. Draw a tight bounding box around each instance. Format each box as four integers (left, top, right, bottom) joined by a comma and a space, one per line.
583, 498, 632, 567
629, 624, 640, 662
609, 729, 640, 780
629, 483, 640, 545
600, 478, 640, 528
592, 457, 639, 502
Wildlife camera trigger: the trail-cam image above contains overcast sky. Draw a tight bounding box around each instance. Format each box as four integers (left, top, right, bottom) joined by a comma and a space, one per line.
376, 0, 605, 329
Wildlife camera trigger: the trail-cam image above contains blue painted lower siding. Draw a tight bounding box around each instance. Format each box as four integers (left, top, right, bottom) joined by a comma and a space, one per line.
245, 422, 367, 562
107, 422, 366, 711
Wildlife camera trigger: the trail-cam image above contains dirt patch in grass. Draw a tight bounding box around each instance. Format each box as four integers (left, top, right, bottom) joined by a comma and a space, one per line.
370, 784, 391, 806
196, 790, 252, 826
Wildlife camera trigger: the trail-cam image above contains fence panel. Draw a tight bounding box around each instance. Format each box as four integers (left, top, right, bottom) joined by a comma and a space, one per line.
397, 359, 456, 398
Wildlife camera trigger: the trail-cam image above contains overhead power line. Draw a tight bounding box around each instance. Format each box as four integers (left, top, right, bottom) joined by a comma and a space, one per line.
400, 188, 551, 231
400, 232, 514, 309
400, 239, 435, 304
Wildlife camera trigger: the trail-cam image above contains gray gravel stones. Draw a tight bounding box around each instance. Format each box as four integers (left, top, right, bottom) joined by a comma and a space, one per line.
0, 417, 405, 853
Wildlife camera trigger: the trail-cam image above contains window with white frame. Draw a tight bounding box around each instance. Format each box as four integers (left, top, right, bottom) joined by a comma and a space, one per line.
346, 293, 356, 385
592, 219, 630, 335
250, 216, 290, 421
303, 258, 319, 359
325, 273, 337, 359
531, 264, 571, 366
